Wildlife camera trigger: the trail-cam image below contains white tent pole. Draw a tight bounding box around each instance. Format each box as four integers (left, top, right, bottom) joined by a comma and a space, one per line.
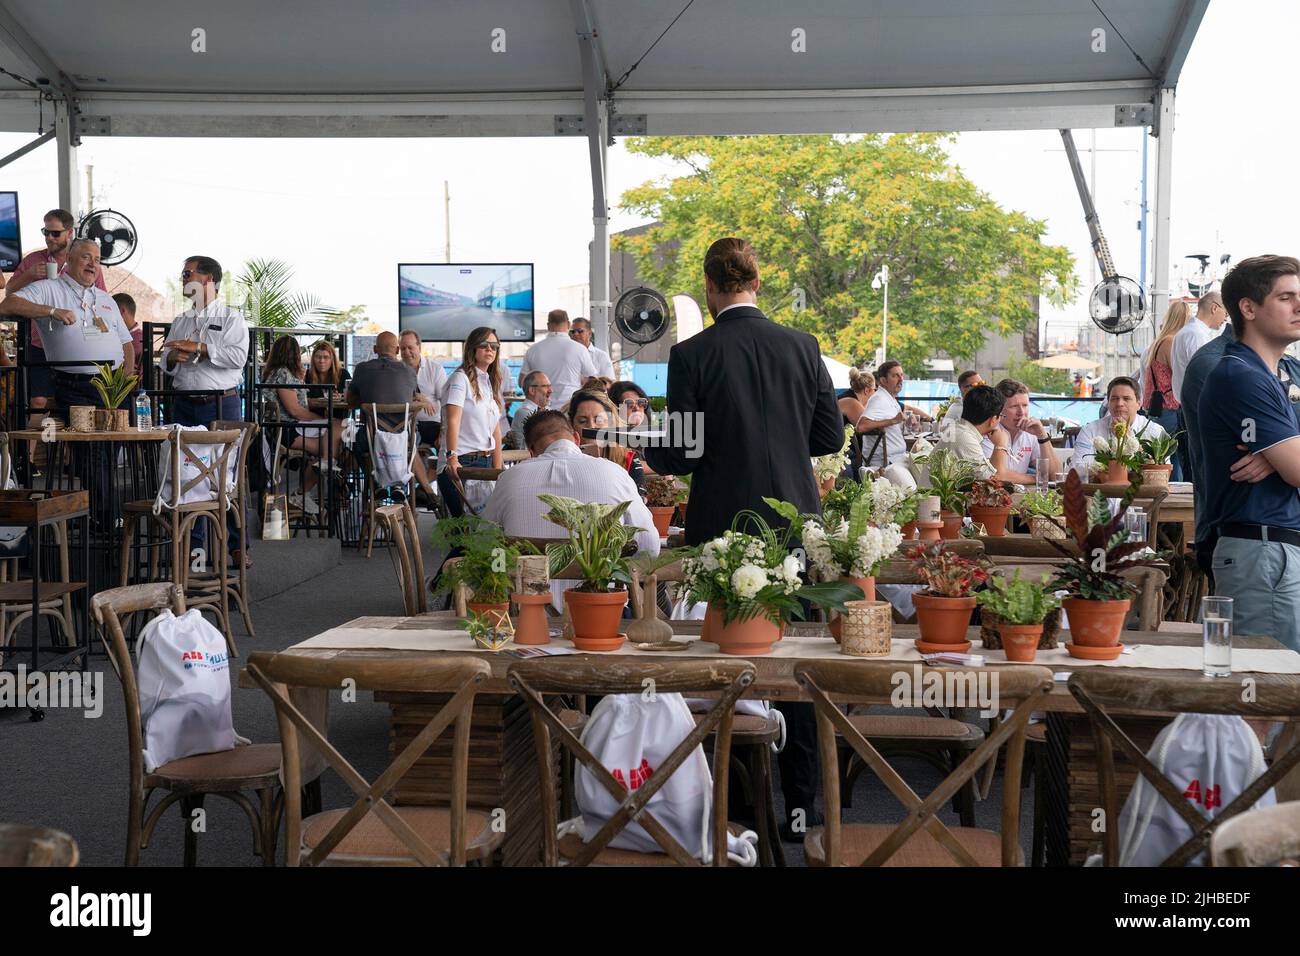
590, 109, 610, 354
54, 99, 79, 215
573, 0, 611, 353
1150, 88, 1175, 326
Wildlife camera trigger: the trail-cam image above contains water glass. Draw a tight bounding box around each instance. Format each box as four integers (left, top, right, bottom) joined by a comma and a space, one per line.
1035, 459, 1052, 492
1202, 596, 1233, 678
1124, 507, 1148, 546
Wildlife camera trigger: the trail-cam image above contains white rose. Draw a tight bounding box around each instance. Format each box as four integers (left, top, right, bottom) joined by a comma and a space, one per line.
731, 564, 768, 599
781, 554, 802, 581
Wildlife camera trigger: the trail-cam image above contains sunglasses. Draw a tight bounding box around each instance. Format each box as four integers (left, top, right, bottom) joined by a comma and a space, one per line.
180, 270, 209, 280
41, 228, 67, 238
622, 398, 649, 409
476, 342, 500, 351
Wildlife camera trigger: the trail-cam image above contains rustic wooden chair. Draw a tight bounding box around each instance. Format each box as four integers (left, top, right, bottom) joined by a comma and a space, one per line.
376, 502, 426, 616
246, 650, 502, 866
118, 429, 240, 655
796, 659, 1053, 865
508, 658, 755, 866
1211, 801, 1300, 867
1080, 482, 1168, 550
0, 824, 79, 866
1069, 669, 1300, 866
94, 583, 281, 866
360, 403, 420, 558
203, 419, 260, 637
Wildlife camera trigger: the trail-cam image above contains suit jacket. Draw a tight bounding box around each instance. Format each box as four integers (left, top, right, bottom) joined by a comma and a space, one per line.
644, 304, 844, 545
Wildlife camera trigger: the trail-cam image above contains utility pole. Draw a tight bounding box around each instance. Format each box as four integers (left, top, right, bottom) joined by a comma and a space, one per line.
444, 180, 451, 263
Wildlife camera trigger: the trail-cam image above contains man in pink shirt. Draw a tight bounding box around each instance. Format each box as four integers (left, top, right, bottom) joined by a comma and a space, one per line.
3, 208, 106, 416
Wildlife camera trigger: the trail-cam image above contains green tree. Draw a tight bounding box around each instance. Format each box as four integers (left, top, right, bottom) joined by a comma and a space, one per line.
616, 135, 1078, 371
1006, 354, 1072, 395
232, 258, 338, 330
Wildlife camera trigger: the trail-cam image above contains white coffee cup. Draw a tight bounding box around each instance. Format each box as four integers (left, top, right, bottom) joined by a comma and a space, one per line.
45, 262, 58, 280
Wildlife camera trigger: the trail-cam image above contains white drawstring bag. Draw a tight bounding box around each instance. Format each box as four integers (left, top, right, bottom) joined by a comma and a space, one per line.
135, 609, 247, 772
371, 406, 415, 489
153, 425, 235, 515
1114, 713, 1276, 867
574, 692, 758, 865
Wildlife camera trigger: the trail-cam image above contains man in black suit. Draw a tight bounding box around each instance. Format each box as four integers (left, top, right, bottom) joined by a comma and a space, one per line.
645, 236, 844, 842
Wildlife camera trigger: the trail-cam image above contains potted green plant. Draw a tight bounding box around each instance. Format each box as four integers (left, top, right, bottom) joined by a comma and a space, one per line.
1140, 431, 1182, 488
976, 571, 1061, 662
1092, 419, 1142, 484
907, 541, 993, 652
460, 609, 514, 651
431, 515, 537, 618
1019, 489, 1066, 539
682, 510, 859, 655
90, 362, 138, 431
967, 479, 1014, 536
643, 474, 681, 537
1046, 471, 1164, 657
537, 494, 642, 651
918, 447, 976, 540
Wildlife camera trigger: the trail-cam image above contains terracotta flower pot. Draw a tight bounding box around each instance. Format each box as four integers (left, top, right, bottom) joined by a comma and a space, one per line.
1141, 463, 1172, 488
818, 476, 836, 498
648, 506, 674, 537
1063, 596, 1131, 647
1105, 460, 1131, 484
564, 589, 628, 651
968, 504, 1011, 536
707, 608, 783, 656
700, 606, 714, 644
828, 575, 875, 643
939, 511, 963, 540
913, 592, 977, 645
467, 600, 509, 620
511, 592, 551, 645
998, 623, 1044, 662
916, 520, 943, 543
900, 520, 917, 541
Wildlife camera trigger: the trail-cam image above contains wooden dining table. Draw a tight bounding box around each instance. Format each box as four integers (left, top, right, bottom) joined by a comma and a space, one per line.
244, 612, 1300, 866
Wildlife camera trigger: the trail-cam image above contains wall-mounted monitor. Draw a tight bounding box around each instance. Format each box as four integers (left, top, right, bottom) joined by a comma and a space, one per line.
398, 263, 534, 342
0, 192, 20, 272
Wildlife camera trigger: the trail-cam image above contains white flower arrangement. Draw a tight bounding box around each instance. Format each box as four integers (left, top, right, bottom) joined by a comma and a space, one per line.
812, 424, 853, 484
682, 527, 812, 625
802, 516, 904, 580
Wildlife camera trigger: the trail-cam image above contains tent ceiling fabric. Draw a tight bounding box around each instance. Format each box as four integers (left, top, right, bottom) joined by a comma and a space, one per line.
0, 0, 1208, 137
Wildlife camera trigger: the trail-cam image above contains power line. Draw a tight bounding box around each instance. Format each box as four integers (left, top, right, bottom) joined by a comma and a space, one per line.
1090, 0, 1157, 79
609, 0, 696, 92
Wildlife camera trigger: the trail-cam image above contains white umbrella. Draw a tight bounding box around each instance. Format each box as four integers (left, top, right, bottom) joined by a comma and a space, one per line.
1033, 353, 1101, 371
821, 355, 852, 390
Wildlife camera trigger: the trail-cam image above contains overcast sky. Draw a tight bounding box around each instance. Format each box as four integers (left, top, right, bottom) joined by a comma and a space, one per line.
0, 0, 1294, 354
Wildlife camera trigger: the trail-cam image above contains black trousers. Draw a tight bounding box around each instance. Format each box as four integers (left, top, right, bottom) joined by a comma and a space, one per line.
774, 701, 819, 824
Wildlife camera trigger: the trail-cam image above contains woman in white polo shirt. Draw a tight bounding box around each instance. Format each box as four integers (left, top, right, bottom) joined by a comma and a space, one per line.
438, 326, 505, 517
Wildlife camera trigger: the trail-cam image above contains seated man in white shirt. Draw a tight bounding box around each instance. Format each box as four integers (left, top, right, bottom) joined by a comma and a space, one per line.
482, 408, 659, 610
1072, 375, 1168, 476
929, 384, 1014, 481
980, 378, 1061, 481
506, 371, 551, 449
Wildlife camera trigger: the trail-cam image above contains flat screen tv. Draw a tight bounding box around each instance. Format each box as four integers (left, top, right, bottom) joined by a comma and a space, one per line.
0, 192, 19, 272
398, 263, 534, 343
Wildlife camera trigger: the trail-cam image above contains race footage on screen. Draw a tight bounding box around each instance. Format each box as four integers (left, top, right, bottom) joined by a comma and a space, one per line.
398, 263, 534, 342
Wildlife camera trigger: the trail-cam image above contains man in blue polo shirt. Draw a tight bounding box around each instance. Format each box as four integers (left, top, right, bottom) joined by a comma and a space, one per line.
1199, 255, 1300, 651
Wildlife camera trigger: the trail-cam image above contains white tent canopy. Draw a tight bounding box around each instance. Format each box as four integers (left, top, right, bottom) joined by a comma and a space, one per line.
0, 0, 1209, 349
822, 355, 853, 391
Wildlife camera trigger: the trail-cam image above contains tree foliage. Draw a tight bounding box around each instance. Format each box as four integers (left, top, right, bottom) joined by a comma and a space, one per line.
615, 135, 1078, 371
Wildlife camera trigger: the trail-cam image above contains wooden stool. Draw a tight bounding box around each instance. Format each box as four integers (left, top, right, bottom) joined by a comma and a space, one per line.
694, 709, 785, 866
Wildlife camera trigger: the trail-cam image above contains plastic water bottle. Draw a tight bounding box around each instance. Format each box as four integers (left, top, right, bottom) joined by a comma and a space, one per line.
135, 392, 151, 431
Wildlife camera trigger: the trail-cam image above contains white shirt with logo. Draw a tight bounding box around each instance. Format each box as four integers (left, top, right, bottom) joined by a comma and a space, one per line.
981, 427, 1040, 475
14, 276, 132, 375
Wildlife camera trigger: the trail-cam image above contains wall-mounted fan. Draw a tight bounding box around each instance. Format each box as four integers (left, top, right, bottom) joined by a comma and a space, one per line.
613, 286, 670, 344
77, 208, 137, 266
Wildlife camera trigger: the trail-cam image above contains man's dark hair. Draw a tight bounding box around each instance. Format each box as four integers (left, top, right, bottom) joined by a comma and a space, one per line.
1105, 376, 1141, 400
875, 360, 902, 382
522, 408, 573, 451
961, 384, 1005, 425
571, 317, 590, 330
994, 377, 1028, 398
112, 293, 136, 316
1221, 255, 1300, 338
185, 255, 223, 288
957, 369, 981, 389
44, 208, 74, 230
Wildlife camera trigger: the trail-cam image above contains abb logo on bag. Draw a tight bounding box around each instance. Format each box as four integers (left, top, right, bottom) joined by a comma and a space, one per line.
1183, 779, 1222, 810
611, 759, 654, 791
179, 649, 228, 670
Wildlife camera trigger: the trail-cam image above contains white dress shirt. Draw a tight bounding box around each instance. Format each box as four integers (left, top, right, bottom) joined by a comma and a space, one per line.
14, 276, 132, 374
860, 389, 905, 467
481, 438, 660, 610
442, 367, 501, 456
588, 344, 615, 379
1170, 319, 1225, 402
1072, 413, 1167, 475
981, 426, 1040, 475
160, 301, 250, 391
413, 356, 448, 423
520, 332, 597, 408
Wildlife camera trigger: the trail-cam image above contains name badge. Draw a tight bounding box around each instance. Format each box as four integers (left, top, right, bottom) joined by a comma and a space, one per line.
207, 324, 222, 332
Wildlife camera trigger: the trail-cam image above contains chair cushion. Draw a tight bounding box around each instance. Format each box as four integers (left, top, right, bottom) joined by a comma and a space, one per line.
154, 743, 282, 786
842, 714, 983, 744
301, 806, 499, 864
557, 823, 750, 866
558, 708, 587, 731
804, 823, 1013, 867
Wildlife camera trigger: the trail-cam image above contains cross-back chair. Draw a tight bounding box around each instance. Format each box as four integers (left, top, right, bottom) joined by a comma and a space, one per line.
1211, 801, 1300, 867
360, 403, 420, 558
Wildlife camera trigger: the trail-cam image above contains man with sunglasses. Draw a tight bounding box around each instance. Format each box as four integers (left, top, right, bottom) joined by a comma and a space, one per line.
4, 209, 107, 420
569, 316, 615, 379
506, 370, 551, 449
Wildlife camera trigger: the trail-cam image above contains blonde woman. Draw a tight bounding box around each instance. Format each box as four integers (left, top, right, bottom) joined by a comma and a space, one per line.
1142, 300, 1190, 480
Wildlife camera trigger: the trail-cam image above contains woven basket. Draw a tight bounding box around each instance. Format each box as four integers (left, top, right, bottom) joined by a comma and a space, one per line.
980, 607, 1061, 650
1026, 514, 1067, 540
840, 600, 892, 657
68, 405, 94, 432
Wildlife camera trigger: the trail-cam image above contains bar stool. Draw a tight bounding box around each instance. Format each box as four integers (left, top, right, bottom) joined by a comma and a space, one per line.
118, 429, 241, 655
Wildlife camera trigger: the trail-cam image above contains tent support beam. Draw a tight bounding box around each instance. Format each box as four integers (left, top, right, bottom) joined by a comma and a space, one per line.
1150, 88, 1175, 328
0, 129, 53, 170
572, 0, 611, 354
54, 98, 79, 215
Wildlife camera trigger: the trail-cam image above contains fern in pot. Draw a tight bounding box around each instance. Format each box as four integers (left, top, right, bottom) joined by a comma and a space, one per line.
431, 515, 537, 616
1019, 489, 1065, 540
537, 494, 641, 651
976, 571, 1061, 661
